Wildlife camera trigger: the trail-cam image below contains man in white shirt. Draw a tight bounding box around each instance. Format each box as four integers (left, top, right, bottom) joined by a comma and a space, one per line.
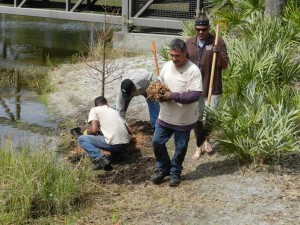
78, 96, 132, 170
151, 38, 202, 187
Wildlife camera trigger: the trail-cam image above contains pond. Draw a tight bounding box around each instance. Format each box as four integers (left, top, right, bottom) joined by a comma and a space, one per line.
0, 14, 103, 150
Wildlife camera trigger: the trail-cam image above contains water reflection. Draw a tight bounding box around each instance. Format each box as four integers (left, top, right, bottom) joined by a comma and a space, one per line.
0, 69, 57, 149
1, 14, 100, 70
0, 14, 103, 149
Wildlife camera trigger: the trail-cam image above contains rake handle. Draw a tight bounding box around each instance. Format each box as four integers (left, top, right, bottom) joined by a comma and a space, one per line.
207, 23, 220, 106
152, 40, 159, 76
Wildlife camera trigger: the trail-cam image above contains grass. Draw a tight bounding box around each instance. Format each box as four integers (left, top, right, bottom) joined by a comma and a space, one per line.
0, 143, 92, 224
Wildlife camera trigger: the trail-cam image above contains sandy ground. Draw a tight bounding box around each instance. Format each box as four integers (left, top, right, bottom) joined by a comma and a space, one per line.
48, 57, 300, 225
48, 54, 162, 122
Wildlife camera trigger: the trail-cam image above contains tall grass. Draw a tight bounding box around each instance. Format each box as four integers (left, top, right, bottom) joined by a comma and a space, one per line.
0, 143, 91, 224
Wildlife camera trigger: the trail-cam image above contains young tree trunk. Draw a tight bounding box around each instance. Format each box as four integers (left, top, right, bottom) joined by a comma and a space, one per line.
264, 0, 287, 17
101, 15, 107, 97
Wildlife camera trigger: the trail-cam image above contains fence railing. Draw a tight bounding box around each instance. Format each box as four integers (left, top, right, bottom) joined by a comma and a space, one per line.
0, 0, 212, 32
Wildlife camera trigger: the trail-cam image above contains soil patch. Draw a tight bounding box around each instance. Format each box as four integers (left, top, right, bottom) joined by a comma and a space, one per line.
98, 157, 156, 185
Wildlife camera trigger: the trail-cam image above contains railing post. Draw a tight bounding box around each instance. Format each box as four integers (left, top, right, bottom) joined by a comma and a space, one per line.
66, 0, 71, 12
122, 0, 129, 32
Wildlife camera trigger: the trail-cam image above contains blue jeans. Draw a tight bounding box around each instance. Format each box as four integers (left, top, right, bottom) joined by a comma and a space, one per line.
152, 123, 191, 176
78, 134, 126, 160
124, 96, 160, 129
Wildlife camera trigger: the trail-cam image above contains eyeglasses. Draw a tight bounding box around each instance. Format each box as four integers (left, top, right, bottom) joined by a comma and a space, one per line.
195, 28, 208, 32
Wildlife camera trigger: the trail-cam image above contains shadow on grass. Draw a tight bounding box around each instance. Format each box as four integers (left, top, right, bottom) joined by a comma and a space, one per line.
184, 151, 300, 181
183, 155, 240, 181
269, 152, 300, 175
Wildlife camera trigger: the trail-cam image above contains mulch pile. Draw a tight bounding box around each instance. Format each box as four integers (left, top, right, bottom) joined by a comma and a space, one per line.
146, 82, 170, 101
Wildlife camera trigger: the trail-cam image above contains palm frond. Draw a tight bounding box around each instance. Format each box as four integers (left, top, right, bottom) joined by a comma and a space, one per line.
180, 20, 196, 39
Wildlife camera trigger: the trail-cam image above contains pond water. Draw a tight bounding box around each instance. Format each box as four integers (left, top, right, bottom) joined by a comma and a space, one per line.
0, 14, 103, 150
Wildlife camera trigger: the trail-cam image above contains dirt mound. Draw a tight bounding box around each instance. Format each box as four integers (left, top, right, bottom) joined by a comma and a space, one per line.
97, 157, 156, 184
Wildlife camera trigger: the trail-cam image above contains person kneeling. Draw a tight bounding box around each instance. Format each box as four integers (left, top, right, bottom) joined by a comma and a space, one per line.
78, 96, 132, 170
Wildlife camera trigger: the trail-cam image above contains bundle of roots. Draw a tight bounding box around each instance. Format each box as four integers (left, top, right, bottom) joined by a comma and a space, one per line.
146, 82, 170, 101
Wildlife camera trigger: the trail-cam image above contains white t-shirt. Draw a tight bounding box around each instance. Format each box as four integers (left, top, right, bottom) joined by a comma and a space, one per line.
158, 60, 202, 126
88, 105, 131, 145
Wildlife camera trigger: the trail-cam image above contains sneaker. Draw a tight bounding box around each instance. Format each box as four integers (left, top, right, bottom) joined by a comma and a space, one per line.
150, 171, 169, 184
92, 156, 113, 171
169, 175, 181, 187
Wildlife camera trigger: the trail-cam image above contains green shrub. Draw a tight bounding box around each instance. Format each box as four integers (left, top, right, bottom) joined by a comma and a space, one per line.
157, 44, 170, 62
209, 83, 300, 164
206, 11, 300, 164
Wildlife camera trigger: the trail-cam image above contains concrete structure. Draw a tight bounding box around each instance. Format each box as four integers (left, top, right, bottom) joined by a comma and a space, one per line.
114, 32, 180, 54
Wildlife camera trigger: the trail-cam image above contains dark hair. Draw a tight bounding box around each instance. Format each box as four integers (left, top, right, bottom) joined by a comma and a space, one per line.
94, 96, 107, 107
169, 38, 187, 52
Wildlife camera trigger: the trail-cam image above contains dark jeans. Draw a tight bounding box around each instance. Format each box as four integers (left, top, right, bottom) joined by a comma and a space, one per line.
152, 123, 191, 176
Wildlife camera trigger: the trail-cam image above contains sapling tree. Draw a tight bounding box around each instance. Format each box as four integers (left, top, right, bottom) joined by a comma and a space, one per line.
80, 3, 128, 96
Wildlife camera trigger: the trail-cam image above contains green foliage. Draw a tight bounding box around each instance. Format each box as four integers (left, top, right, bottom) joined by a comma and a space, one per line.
222, 13, 300, 97
111, 205, 120, 223
157, 44, 171, 62
209, 83, 300, 164
205, 7, 300, 163
207, 0, 264, 32
0, 68, 55, 96
180, 20, 196, 39
282, 0, 300, 30
45, 54, 61, 70
0, 146, 91, 224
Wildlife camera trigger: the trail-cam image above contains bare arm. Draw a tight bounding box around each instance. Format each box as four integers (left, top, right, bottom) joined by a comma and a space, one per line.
86, 120, 100, 135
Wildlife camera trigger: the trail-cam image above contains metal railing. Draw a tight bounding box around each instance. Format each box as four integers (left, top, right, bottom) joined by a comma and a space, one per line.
0, 0, 211, 32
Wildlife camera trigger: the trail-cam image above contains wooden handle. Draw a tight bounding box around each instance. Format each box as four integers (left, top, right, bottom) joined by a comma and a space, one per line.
207, 24, 220, 106
152, 40, 159, 76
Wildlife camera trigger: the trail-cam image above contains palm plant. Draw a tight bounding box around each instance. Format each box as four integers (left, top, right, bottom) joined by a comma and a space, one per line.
223, 12, 300, 92
209, 11, 300, 163
209, 82, 300, 164
157, 43, 171, 62
207, 0, 264, 32
180, 20, 196, 39
282, 0, 300, 31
